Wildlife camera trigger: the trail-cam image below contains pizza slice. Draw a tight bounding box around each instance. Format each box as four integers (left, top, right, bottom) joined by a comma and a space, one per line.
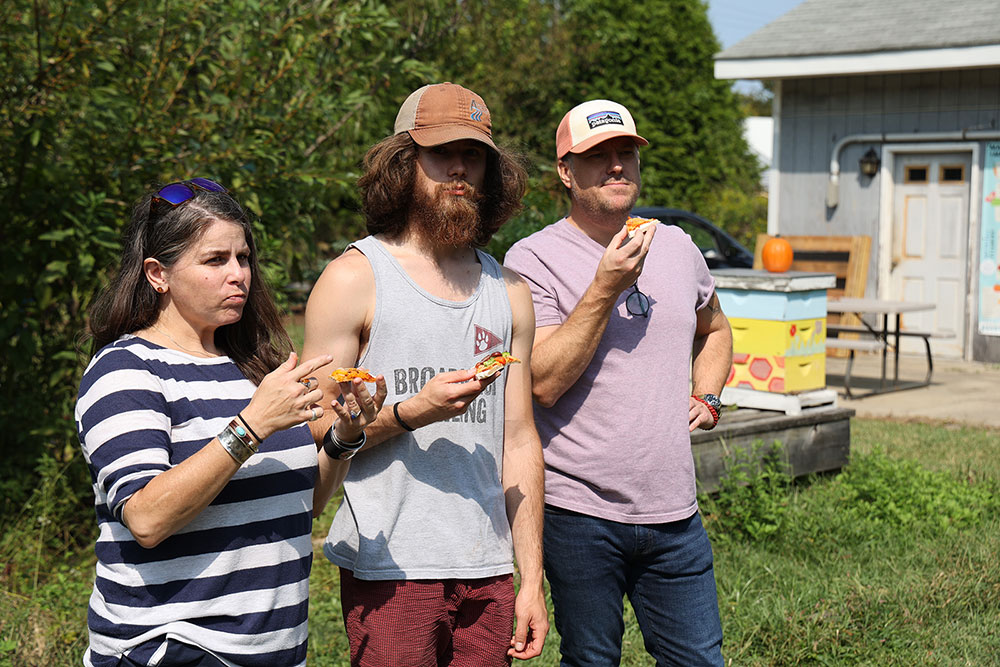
473, 351, 521, 380
329, 367, 378, 383
625, 216, 657, 238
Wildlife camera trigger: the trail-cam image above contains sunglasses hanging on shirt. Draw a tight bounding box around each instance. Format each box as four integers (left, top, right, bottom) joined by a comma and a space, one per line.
626, 282, 650, 318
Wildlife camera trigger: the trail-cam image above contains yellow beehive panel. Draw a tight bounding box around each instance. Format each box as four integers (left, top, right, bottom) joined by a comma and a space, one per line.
728, 317, 827, 358
726, 352, 826, 394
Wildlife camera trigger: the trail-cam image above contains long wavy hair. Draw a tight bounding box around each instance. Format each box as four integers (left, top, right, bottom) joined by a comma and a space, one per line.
357, 133, 527, 247
88, 186, 291, 384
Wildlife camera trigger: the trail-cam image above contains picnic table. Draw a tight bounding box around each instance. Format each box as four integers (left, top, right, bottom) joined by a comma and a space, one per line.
826, 297, 936, 398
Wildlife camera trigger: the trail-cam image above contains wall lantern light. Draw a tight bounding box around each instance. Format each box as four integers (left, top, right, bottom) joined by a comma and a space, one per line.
859, 148, 881, 177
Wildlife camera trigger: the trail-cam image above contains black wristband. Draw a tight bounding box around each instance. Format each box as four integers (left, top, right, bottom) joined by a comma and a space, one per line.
392, 401, 416, 432
237, 413, 263, 443
322, 427, 366, 461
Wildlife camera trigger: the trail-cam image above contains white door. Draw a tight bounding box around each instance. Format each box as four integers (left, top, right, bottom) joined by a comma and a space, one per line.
890, 153, 971, 358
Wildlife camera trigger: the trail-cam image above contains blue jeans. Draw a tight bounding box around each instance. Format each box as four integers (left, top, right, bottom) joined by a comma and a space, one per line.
543, 506, 724, 666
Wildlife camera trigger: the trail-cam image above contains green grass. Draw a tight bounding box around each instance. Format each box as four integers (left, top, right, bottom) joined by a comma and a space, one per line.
3, 417, 999, 665
708, 419, 1000, 666
851, 418, 1000, 481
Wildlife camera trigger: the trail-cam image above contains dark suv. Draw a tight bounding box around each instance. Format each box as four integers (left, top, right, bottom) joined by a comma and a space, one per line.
631, 206, 754, 269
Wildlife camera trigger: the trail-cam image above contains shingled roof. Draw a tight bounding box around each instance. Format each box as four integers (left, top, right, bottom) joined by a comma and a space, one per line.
717, 0, 1000, 60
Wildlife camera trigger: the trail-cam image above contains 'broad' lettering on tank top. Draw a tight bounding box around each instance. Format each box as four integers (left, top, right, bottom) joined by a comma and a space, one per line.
393, 367, 497, 424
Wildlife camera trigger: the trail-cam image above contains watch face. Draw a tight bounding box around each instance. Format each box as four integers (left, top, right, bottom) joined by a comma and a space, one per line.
701, 394, 721, 410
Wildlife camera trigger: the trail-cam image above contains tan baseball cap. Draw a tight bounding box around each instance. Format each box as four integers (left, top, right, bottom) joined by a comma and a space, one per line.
394, 82, 496, 151
555, 99, 648, 159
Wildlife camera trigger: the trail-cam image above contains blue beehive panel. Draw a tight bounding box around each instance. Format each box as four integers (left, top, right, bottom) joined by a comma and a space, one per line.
717, 288, 827, 321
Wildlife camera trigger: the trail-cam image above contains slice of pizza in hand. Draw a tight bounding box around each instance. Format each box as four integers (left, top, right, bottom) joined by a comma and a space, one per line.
329, 367, 378, 383
473, 351, 521, 380
625, 216, 657, 238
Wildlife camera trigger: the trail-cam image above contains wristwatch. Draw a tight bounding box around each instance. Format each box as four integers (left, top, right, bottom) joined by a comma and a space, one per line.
693, 393, 722, 429
698, 393, 722, 413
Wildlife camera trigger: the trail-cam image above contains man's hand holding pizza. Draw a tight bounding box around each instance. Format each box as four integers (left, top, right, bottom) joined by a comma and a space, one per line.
393, 368, 500, 430
592, 222, 656, 301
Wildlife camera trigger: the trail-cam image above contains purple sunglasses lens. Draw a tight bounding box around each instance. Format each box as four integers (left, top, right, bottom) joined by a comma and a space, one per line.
189, 177, 226, 192
156, 183, 196, 205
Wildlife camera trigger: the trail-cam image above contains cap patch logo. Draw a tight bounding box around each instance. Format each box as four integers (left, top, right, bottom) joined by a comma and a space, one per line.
470, 99, 484, 122
586, 111, 624, 129
474, 325, 503, 355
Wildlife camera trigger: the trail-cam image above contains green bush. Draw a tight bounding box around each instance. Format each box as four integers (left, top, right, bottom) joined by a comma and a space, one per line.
695, 187, 769, 252
833, 448, 998, 532
1, 0, 432, 538
700, 442, 1000, 549
699, 441, 793, 543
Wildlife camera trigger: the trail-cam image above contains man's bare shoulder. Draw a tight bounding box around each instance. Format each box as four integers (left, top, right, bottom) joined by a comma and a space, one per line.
313, 247, 373, 293
500, 264, 529, 289
305, 247, 374, 341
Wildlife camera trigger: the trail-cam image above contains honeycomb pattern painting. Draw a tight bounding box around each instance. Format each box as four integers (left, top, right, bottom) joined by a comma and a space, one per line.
726, 352, 826, 394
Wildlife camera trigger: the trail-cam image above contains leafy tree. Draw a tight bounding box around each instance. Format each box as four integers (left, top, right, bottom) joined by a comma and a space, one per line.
736, 81, 774, 117
557, 0, 761, 212
0, 0, 432, 527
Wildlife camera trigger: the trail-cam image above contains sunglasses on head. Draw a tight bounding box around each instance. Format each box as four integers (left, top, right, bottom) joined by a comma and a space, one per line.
151, 177, 228, 209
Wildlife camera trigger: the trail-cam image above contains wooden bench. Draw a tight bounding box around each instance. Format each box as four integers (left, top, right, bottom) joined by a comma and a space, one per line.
753, 234, 872, 357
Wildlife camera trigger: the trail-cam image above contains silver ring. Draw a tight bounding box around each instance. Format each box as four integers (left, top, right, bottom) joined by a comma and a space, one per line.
349, 411, 360, 420
310, 407, 319, 421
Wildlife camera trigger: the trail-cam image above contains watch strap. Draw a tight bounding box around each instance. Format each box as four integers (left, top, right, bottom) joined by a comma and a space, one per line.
692, 394, 720, 429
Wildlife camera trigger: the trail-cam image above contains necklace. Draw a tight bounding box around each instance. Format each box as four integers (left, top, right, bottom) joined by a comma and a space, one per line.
150, 324, 216, 358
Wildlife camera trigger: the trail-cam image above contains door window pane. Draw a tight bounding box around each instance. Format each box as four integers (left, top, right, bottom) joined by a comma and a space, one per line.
939, 165, 965, 183
904, 166, 928, 183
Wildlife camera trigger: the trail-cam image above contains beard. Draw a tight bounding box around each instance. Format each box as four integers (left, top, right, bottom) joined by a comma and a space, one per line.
570, 177, 640, 219
411, 180, 485, 248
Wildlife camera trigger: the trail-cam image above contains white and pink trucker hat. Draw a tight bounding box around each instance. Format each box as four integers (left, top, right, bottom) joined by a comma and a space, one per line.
555, 99, 648, 159
394, 82, 496, 151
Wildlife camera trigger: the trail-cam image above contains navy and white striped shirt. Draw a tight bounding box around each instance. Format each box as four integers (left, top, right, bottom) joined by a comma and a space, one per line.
76, 336, 316, 667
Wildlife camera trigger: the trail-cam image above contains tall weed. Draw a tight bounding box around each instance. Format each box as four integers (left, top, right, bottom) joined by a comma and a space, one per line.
699, 441, 792, 543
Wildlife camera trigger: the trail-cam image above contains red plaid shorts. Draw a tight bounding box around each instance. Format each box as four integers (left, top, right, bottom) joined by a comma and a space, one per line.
340, 568, 515, 667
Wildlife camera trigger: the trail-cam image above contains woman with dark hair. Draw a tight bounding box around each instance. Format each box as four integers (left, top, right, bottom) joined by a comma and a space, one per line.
76, 178, 386, 667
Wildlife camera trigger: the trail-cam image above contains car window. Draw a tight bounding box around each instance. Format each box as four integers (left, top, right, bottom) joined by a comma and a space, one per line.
670, 218, 719, 253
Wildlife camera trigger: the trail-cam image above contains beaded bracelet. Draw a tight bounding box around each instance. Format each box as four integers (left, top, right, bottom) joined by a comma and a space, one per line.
691, 395, 720, 430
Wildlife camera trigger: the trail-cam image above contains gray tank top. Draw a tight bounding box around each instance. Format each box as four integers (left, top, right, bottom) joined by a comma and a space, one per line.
323, 235, 515, 580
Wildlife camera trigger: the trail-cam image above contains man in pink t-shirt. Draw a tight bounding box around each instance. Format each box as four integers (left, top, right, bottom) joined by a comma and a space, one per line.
504, 99, 733, 666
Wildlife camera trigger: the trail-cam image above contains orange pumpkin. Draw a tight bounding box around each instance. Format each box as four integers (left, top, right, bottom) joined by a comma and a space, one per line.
761, 236, 794, 273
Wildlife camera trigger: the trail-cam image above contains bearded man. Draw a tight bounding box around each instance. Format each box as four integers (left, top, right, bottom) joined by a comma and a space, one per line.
303, 82, 548, 666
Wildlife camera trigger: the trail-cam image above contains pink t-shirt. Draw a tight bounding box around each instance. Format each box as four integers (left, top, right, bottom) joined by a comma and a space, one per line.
504, 219, 714, 524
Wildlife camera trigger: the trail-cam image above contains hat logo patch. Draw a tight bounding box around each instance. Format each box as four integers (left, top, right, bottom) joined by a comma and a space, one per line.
586, 111, 624, 129
470, 100, 484, 122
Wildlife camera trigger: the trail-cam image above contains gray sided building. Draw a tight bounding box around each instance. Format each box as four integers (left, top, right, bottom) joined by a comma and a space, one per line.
716, 0, 1000, 362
